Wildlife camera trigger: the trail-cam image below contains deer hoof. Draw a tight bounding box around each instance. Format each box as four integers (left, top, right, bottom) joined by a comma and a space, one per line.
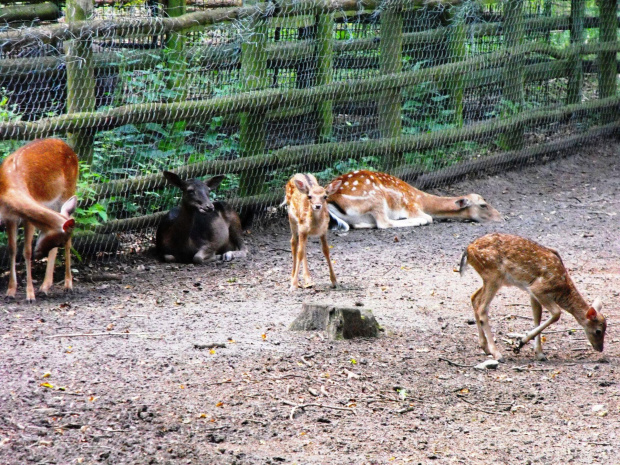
302, 282, 315, 289
535, 353, 548, 362
221, 252, 233, 262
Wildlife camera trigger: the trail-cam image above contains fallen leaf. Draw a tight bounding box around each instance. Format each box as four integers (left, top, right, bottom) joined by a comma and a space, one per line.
216, 402, 223, 408
42, 372, 51, 378
261, 333, 267, 340
40, 382, 54, 389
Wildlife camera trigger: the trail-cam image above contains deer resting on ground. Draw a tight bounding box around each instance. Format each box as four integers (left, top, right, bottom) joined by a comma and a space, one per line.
0, 138, 78, 302
327, 170, 502, 230
460, 233, 607, 361
284, 174, 342, 289
155, 171, 248, 264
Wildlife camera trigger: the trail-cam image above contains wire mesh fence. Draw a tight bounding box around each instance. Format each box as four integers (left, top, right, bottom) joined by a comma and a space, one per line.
0, 0, 618, 260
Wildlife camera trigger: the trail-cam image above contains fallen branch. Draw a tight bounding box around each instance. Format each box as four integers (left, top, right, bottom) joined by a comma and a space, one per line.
459, 397, 507, 416
512, 365, 554, 372
194, 342, 226, 350
438, 357, 475, 368
281, 400, 355, 420
46, 332, 152, 338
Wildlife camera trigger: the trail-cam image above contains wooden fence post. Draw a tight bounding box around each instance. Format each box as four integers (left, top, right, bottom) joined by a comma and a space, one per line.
315, 8, 334, 142
378, 1, 403, 169
65, 0, 95, 163
598, 0, 617, 123
567, 0, 585, 105
448, 5, 466, 128
499, 0, 525, 150
164, 0, 188, 146
239, 10, 268, 197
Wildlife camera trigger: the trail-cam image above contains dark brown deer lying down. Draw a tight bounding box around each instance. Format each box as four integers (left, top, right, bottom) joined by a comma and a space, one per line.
460, 233, 607, 362
155, 171, 248, 264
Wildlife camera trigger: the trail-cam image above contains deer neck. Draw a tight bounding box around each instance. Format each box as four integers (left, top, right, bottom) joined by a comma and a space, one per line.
556, 277, 591, 326
417, 192, 465, 219
0, 188, 66, 232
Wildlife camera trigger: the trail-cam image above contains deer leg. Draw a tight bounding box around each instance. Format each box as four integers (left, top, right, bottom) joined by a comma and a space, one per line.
298, 233, 313, 288
471, 280, 503, 361
515, 296, 561, 353
290, 233, 300, 289
23, 222, 36, 303
40, 247, 58, 294
193, 246, 218, 264
64, 237, 73, 292
530, 296, 546, 361
5, 221, 18, 300
471, 287, 490, 354
320, 235, 337, 288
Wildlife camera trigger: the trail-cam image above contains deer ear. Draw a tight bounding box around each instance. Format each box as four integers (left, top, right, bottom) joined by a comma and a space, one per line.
325, 180, 342, 196
586, 307, 598, 321
591, 297, 603, 312
163, 171, 185, 189
206, 175, 226, 191
62, 218, 75, 233
60, 196, 78, 216
294, 178, 310, 194
455, 198, 472, 209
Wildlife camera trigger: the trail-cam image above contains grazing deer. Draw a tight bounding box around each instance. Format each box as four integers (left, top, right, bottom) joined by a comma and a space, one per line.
460, 233, 607, 362
0, 138, 78, 302
327, 170, 502, 230
155, 171, 248, 264
284, 174, 342, 289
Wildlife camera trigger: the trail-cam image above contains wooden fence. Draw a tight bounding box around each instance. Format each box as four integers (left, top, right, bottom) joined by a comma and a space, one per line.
0, 0, 618, 236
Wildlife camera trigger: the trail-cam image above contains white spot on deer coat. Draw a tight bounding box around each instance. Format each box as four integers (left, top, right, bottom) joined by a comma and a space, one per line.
353, 181, 359, 186
352, 187, 356, 191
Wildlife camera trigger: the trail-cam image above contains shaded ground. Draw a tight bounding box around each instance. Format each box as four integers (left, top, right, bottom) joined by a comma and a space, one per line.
1, 138, 619, 465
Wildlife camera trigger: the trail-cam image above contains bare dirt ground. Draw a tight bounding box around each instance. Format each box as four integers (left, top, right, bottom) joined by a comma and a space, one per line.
1, 138, 619, 465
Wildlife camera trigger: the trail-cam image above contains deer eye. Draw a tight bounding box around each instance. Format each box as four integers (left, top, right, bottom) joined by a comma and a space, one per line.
307, 195, 312, 200
323, 195, 328, 199
480, 204, 488, 209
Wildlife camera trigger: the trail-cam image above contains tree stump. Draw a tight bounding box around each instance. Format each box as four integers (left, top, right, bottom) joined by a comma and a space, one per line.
290, 302, 381, 340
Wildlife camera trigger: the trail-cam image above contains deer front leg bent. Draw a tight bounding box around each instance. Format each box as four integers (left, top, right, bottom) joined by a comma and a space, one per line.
514, 297, 562, 355
320, 235, 337, 288
193, 246, 219, 264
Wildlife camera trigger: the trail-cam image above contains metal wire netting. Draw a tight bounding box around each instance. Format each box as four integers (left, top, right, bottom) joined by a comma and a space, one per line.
0, 0, 618, 259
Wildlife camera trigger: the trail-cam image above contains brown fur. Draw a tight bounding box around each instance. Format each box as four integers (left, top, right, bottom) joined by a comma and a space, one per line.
328, 170, 502, 229
285, 174, 341, 289
0, 139, 78, 302
462, 233, 607, 361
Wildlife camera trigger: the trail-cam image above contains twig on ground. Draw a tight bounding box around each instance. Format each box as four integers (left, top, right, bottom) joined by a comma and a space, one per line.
281, 399, 355, 420
438, 357, 475, 368
46, 332, 152, 338
194, 342, 226, 350
85, 273, 123, 283
512, 365, 554, 372
459, 397, 507, 415
396, 406, 415, 414
300, 356, 313, 367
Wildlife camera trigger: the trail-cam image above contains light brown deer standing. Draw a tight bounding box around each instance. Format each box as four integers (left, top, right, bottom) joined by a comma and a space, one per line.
284, 174, 342, 290
0, 139, 78, 302
327, 170, 502, 230
460, 233, 607, 361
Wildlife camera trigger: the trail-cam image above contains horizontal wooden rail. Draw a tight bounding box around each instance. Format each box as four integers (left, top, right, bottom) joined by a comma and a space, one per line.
3, 40, 617, 140
84, 95, 620, 202
1, 14, 617, 80
0, 2, 60, 23
87, 119, 620, 234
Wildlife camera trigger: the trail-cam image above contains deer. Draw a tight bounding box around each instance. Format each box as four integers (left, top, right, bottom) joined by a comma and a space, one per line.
284, 174, 342, 290
326, 170, 502, 231
155, 171, 248, 264
0, 138, 79, 302
460, 233, 607, 362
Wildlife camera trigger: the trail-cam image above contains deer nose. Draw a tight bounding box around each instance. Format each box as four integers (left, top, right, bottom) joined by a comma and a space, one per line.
313, 204, 322, 210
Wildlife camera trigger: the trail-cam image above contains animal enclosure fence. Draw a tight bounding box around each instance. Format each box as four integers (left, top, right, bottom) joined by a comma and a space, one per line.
0, 0, 618, 258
